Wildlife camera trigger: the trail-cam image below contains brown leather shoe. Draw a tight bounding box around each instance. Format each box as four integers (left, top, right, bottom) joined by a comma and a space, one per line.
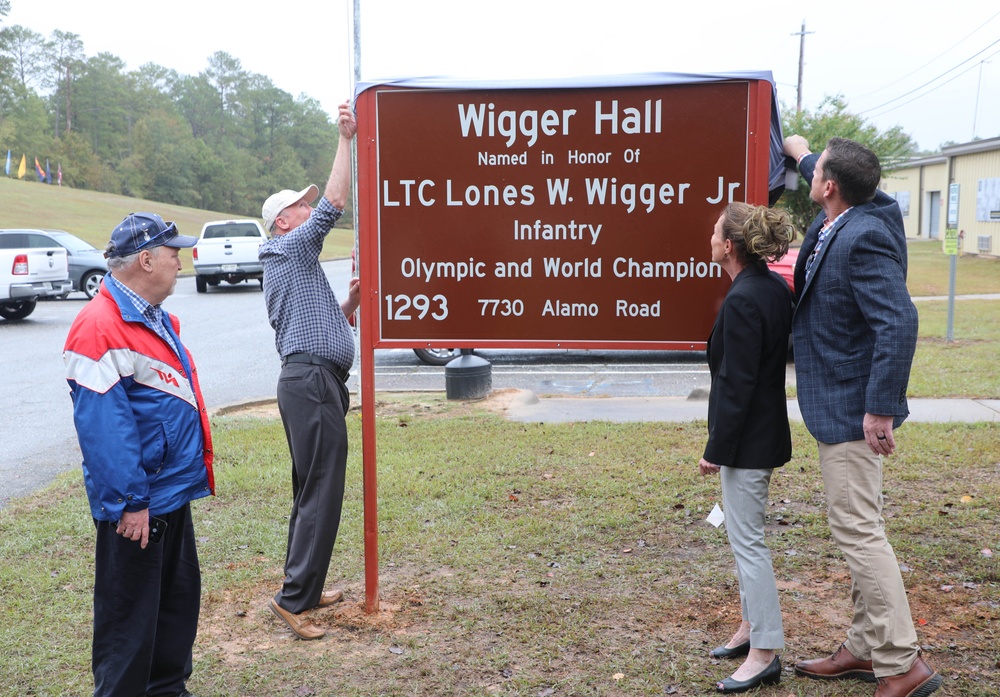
269, 598, 325, 640
317, 589, 344, 608
874, 656, 943, 697
795, 644, 877, 682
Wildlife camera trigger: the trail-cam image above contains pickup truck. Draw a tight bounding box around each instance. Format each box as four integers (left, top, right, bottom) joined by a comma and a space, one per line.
0, 230, 72, 320
192, 219, 267, 293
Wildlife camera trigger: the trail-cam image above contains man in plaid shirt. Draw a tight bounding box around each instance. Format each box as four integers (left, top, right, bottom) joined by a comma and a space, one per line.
259, 101, 360, 640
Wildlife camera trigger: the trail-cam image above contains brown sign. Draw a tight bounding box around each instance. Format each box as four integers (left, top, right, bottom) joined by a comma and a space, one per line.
356, 78, 774, 349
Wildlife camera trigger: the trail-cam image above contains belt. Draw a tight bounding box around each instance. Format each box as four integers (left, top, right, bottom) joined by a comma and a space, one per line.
281, 353, 349, 382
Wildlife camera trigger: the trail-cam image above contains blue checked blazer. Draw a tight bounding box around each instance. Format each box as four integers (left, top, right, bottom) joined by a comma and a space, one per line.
792, 154, 918, 444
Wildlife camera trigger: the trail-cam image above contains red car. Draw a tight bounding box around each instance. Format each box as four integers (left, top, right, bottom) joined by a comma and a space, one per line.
767, 247, 799, 293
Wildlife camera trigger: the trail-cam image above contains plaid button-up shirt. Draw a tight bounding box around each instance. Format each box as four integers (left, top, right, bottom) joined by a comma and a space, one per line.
105, 272, 181, 359
804, 207, 852, 284
259, 198, 355, 372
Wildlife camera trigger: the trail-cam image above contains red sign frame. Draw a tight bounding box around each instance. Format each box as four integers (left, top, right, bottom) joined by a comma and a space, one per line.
352, 75, 775, 612
356, 78, 774, 354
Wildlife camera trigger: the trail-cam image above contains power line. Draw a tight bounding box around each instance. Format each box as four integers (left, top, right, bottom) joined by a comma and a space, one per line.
858, 37, 1000, 115
855, 9, 1000, 99
866, 46, 1000, 121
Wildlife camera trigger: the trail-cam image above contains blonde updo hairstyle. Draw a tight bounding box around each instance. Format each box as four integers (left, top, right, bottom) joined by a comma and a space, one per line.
719, 202, 796, 264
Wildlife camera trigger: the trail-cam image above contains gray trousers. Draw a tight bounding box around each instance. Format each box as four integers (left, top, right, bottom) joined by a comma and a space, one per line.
721, 466, 784, 650
275, 362, 350, 614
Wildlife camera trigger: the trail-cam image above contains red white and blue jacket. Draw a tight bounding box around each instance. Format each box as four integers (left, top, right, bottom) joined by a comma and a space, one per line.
63, 279, 215, 521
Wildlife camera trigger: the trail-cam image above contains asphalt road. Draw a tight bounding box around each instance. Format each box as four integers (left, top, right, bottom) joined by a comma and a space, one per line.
0, 259, 710, 507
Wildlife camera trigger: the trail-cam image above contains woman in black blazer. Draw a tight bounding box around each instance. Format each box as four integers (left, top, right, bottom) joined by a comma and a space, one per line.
700, 202, 794, 693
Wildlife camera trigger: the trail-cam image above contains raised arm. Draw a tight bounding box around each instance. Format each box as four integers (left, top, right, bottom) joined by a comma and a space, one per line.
324, 101, 358, 209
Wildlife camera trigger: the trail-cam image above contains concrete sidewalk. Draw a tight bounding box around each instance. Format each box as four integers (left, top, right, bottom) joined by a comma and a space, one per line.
504, 392, 1000, 424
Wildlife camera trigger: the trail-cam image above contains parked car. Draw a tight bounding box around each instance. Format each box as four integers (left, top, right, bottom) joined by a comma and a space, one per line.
767, 247, 800, 357
192, 219, 267, 293
768, 247, 799, 293
44, 229, 107, 299
0, 230, 72, 320
0, 228, 106, 300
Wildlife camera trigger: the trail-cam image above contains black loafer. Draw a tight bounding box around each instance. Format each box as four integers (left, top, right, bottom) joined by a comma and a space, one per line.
717, 655, 781, 693
710, 640, 751, 659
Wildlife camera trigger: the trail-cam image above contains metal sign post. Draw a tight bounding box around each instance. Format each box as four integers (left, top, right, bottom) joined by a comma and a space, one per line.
944, 228, 958, 342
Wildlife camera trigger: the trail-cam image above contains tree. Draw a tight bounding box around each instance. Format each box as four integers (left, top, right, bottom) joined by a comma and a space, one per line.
174, 73, 223, 142
5, 90, 50, 156
0, 25, 46, 94
287, 96, 337, 185
243, 74, 293, 158
0, 0, 15, 124
780, 95, 916, 232
73, 53, 132, 162
202, 51, 249, 145
207, 140, 261, 215
0, 31, 15, 114
0, 21, 340, 219
131, 62, 181, 114
48, 30, 84, 137
55, 130, 113, 191
121, 109, 204, 205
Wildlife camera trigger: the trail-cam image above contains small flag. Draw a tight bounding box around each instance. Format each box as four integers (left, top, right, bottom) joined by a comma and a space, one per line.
34, 156, 45, 181
57, 162, 62, 186
45, 159, 51, 184
17, 154, 26, 179
4, 150, 9, 177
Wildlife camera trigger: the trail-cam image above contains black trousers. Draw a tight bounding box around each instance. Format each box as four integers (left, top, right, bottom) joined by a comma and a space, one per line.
275, 362, 350, 614
92, 503, 200, 697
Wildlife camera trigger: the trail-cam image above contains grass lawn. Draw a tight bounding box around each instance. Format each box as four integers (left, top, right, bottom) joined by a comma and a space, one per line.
1, 396, 997, 696
0, 177, 355, 266
910, 299, 1000, 397
777, 241, 1000, 400
783, 296, 1000, 400
907, 240, 999, 297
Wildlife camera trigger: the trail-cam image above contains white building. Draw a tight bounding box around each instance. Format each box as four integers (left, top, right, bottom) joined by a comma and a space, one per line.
882, 135, 1000, 256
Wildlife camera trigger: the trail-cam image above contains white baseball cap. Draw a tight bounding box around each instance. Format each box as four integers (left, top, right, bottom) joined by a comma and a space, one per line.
262, 184, 319, 233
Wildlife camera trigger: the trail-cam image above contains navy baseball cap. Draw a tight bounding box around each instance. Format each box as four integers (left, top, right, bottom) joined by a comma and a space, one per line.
105, 212, 198, 258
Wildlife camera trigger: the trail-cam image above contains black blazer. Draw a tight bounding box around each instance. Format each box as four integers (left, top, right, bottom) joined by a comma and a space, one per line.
703, 261, 793, 469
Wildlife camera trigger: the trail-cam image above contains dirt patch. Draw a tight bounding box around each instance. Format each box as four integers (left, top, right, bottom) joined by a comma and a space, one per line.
215, 388, 529, 421
195, 566, 997, 693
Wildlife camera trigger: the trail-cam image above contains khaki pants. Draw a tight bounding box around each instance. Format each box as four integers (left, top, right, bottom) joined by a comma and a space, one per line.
818, 440, 919, 676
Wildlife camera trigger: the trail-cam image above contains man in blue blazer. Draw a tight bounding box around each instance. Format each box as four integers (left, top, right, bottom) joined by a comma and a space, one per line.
783, 136, 941, 697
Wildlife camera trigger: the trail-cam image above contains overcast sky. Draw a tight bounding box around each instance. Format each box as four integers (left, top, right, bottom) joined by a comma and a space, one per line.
6, 0, 999, 153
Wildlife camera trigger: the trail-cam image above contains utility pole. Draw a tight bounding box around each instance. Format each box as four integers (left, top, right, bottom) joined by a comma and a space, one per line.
792, 20, 815, 114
